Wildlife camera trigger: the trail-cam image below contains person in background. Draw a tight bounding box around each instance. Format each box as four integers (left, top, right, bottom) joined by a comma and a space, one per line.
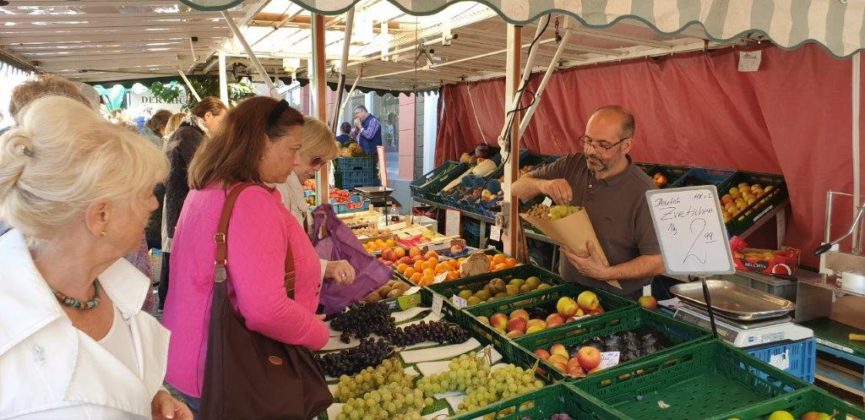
0, 96, 190, 419
511, 105, 664, 299
159, 97, 227, 312
163, 112, 186, 147
276, 116, 356, 285
142, 110, 172, 252
351, 104, 382, 154
336, 121, 353, 145
142, 109, 173, 149
163, 97, 329, 415
384, 111, 398, 148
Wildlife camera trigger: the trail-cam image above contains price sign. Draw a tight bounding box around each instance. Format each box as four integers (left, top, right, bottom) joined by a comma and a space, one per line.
451, 295, 467, 309
431, 294, 443, 317
646, 186, 735, 275
445, 209, 461, 237
489, 224, 502, 242
599, 351, 620, 369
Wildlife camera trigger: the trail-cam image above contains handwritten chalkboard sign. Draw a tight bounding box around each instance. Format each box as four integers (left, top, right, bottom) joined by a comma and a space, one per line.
646, 186, 735, 275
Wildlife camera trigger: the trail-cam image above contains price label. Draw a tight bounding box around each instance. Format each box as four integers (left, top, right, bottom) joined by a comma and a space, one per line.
599, 351, 620, 369
445, 209, 461, 237
489, 225, 502, 242
542, 197, 553, 207
451, 295, 467, 309
431, 294, 443, 317
769, 350, 790, 370
433, 272, 448, 284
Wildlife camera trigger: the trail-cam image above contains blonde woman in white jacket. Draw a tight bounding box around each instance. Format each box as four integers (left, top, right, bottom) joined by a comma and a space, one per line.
0, 96, 191, 419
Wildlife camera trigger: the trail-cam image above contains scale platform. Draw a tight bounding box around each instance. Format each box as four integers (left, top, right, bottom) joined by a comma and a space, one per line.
663, 298, 813, 348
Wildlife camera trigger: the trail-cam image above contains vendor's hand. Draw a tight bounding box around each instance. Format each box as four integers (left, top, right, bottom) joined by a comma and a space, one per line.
563, 241, 611, 281
540, 179, 573, 204
151, 390, 192, 420
354, 118, 363, 128
325, 260, 356, 284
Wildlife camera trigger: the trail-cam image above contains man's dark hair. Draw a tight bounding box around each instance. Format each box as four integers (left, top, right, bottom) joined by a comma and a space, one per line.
340, 121, 352, 134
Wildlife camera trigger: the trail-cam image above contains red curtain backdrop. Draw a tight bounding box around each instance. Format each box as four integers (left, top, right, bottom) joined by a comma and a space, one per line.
435, 44, 864, 268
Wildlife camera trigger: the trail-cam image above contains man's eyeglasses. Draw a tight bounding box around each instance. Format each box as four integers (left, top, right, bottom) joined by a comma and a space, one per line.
580, 135, 630, 151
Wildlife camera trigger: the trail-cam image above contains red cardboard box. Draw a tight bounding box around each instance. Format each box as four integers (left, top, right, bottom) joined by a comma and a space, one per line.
730, 236, 800, 276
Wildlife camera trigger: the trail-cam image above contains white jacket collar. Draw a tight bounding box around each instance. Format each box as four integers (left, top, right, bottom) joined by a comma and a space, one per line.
0, 229, 149, 356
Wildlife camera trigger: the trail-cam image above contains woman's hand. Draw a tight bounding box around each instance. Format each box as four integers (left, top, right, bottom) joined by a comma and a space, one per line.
151, 390, 193, 420
325, 260, 356, 284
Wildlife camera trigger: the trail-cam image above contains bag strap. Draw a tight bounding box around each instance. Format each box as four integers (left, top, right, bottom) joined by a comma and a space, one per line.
214, 182, 297, 298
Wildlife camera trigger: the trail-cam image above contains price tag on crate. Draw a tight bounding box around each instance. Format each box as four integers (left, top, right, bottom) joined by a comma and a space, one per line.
489, 224, 502, 242
431, 294, 444, 317
599, 351, 620, 369
450, 295, 467, 309
445, 209, 461, 237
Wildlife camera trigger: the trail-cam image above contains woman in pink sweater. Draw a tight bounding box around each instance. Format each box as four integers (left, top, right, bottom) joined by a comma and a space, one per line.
162, 97, 328, 414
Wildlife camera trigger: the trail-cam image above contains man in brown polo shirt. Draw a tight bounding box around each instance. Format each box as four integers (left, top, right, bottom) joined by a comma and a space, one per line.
512, 105, 664, 298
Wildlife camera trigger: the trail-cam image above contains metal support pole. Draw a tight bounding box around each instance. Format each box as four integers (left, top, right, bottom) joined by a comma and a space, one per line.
222, 10, 277, 98
519, 18, 572, 137
312, 13, 329, 204
331, 8, 355, 131
347, 36, 449, 68
338, 72, 362, 121
503, 24, 521, 257
218, 51, 228, 105
853, 52, 862, 254
177, 69, 202, 102
497, 15, 548, 144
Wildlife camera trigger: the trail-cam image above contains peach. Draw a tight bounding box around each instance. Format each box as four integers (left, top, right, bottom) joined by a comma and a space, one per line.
545, 313, 565, 328
556, 297, 578, 318
638, 295, 658, 310
576, 291, 599, 311
506, 329, 524, 339
490, 313, 508, 331
525, 319, 547, 334
577, 346, 601, 371
509, 309, 530, 321
533, 349, 551, 360
550, 343, 569, 359
506, 317, 527, 333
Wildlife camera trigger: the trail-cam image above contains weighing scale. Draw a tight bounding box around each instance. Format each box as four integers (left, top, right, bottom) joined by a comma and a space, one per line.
664, 298, 813, 348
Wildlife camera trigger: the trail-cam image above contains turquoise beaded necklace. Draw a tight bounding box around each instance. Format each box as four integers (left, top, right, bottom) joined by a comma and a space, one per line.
51, 280, 101, 310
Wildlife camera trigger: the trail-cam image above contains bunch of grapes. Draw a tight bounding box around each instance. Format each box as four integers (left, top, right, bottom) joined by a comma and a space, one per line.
458, 364, 543, 413
416, 353, 490, 397
337, 382, 426, 420
388, 320, 469, 347
549, 204, 581, 220
329, 302, 396, 343
315, 337, 392, 377
334, 358, 412, 403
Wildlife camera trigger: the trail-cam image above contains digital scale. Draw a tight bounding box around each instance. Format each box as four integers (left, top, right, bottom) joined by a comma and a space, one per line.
665, 298, 813, 348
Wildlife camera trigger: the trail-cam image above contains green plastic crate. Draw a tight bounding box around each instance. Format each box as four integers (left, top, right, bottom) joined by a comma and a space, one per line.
515, 307, 712, 382
572, 339, 809, 420
410, 160, 468, 201
642, 164, 690, 189
463, 283, 636, 353
723, 387, 865, 420
719, 171, 788, 237
421, 264, 564, 309
450, 383, 605, 420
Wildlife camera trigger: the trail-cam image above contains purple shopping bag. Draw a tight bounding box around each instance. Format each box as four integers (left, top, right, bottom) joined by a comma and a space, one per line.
311, 204, 392, 314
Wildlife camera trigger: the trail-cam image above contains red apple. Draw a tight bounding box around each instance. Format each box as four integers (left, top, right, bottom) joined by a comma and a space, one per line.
509, 309, 530, 321
638, 295, 658, 310
577, 346, 601, 371
556, 297, 578, 318
533, 349, 550, 360
398, 256, 414, 265
545, 313, 565, 328
506, 317, 527, 333
588, 306, 605, 316
394, 247, 406, 259
506, 329, 524, 338
577, 291, 599, 311
490, 313, 508, 331
450, 244, 464, 254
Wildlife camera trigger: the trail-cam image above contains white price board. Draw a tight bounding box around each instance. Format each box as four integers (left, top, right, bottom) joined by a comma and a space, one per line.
445, 209, 461, 237
646, 186, 734, 275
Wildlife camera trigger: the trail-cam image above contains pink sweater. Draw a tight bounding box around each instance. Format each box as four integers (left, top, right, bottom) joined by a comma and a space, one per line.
163, 183, 328, 397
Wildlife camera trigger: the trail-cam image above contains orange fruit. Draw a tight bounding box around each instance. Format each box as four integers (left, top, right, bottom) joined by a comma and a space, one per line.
414, 260, 424, 271
446, 271, 461, 280
396, 263, 409, 273
505, 258, 517, 268
421, 260, 434, 270
403, 268, 416, 278
493, 263, 507, 271
410, 272, 423, 283
435, 264, 449, 274
421, 274, 434, 285
492, 254, 506, 264
422, 268, 435, 277
427, 257, 439, 266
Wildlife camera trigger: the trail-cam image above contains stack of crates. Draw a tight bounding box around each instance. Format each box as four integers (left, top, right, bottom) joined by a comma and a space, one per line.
333, 156, 379, 189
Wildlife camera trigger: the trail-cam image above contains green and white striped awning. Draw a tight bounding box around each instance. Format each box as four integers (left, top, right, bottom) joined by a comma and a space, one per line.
185, 0, 865, 58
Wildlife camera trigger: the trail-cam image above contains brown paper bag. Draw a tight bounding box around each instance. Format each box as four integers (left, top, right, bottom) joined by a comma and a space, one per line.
520, 208, 622, 289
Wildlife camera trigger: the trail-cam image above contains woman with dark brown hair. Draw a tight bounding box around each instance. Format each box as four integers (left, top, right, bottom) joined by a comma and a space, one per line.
162, 97, 328, 415
159, 97, 227, 311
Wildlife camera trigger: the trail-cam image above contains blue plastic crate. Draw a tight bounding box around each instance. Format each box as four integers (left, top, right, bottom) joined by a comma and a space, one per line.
745, 337, 816, 383
670, 167, 736, 188
332, 199, 370, 214
333, 156, 376, 172
334, 170, 379, 190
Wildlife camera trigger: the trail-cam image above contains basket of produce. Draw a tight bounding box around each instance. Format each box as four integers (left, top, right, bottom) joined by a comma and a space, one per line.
450, 383, 604, 420
718, 171, 788, 236
410, 160, 468, 201
384, 247, 519, 286
640, 164, 690, 189
360, 278, 423, 311
515, 307, 711, 382
423, 264, 561, 309
572, 339, 809, 420
722, 387, 865, 420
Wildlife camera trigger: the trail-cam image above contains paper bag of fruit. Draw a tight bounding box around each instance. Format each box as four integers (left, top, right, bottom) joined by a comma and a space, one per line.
521, 204, 619, 289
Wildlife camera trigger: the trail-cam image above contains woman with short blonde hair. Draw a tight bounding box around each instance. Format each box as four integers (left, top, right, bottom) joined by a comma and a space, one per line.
0, 96, 190, 419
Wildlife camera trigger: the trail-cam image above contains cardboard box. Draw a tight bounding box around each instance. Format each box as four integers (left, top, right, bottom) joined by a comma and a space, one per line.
732, 246, 800, 276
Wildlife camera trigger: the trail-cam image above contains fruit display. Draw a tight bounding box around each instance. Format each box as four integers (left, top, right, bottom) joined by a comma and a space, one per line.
524, 203, 583, 221
337, 380, 426, 420
454, 275, 552, 307
388, 320, 469, 347
334, 358, 412, 403
362, 237, 396, 253
315, 337, 393, 377
637, 295, 658, 309
532, 329, 668, 378
440, 174, 504, 216
383, 246, 517, 286
479, 293, 606, 338
361, 279, 413, 303
329, 301, 396, 343
339, 141, 364, 157
720, 182, 775, 222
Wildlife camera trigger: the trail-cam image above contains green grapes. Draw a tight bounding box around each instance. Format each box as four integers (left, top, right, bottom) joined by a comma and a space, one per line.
457, 364, 543, 414
416, 353, 489, 397
549, 205, 581, 220
337, 382, 425, 420
334, 358, 411, 403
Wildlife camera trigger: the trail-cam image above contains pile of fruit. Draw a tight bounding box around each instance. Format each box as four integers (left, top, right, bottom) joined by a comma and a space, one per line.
478, 292, 605, 339
381, 246, 517, 286
532, 329, 667, 378
454, 275, 552, 306
329, 188, 352, 203
362, 237, 396, 253
361, 279, 413, 303
765, 410, 832, 420
720, 182, 775, 222
303, 179, 316, 192
339, 142, 364, 157
525, 204, 582, 221
440, 175, 504, 214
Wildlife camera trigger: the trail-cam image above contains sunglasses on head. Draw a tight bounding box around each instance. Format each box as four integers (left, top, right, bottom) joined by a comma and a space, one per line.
309, 156, 324, 167
267, 99, 290, 128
